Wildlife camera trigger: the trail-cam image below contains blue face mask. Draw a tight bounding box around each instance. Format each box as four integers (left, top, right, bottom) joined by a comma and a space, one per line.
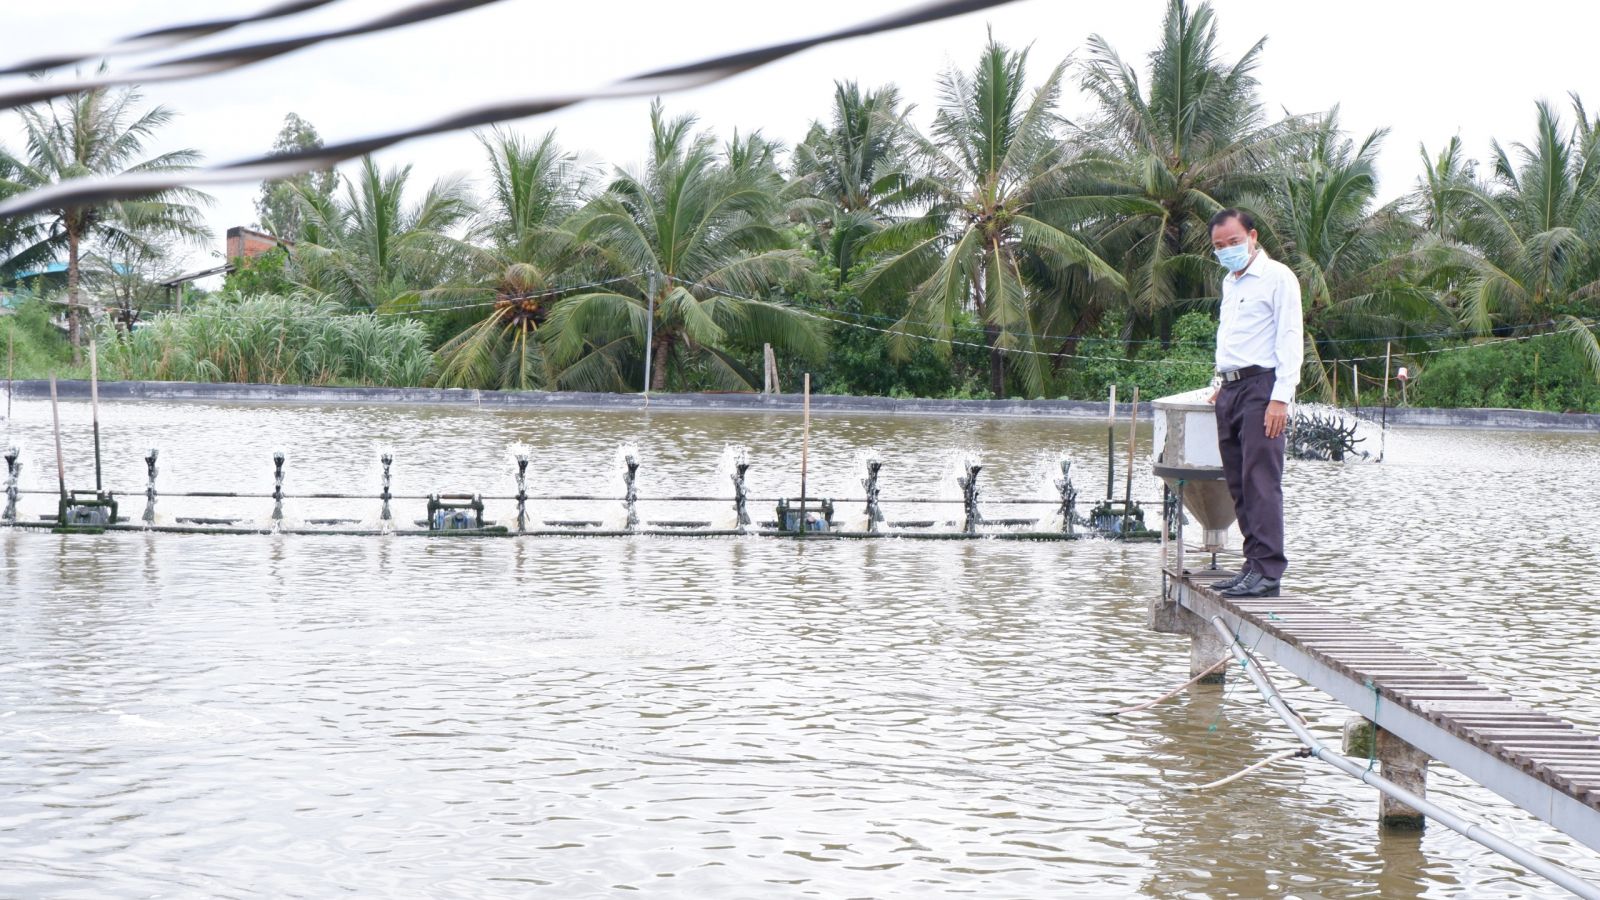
1214, 241, 1252, 272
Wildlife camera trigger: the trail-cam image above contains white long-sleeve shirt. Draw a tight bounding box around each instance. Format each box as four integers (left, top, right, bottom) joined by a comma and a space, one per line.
1215, 248, 1304, 404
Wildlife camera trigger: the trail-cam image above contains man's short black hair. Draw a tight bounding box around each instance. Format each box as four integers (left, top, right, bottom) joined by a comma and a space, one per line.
1208, 207, 1255, 234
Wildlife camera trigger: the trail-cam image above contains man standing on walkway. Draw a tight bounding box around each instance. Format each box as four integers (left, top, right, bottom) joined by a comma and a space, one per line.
1205, 208, 1302, 599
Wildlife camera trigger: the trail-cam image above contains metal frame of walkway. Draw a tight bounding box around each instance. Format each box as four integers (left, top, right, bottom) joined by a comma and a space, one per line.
1160, 569, 1600, 854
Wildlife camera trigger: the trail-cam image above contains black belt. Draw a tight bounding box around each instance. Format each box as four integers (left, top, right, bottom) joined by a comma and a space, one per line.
1218, 365, 1274, 383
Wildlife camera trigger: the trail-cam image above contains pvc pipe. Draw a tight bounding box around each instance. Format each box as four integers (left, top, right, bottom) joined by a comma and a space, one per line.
1207, 615, 1600, 900
1175, 748, 1302, 792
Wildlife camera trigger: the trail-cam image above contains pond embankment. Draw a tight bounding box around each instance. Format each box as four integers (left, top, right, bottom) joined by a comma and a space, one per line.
7, 379, 1599, 432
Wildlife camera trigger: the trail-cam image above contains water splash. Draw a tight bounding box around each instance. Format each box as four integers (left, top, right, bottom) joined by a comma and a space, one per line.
1290, 402, 1385, 463
712, 445, 749, 531
601, 443, 641, 531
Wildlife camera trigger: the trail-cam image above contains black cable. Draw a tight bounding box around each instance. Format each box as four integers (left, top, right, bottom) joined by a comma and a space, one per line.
0, 0, 1021, 218
0, 0, 344, 76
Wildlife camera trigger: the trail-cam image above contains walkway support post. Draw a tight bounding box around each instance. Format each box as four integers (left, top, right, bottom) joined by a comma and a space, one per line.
1207, 614, 1600, 900
1377, 726, 1430, 830
1149, 577, 1227, 685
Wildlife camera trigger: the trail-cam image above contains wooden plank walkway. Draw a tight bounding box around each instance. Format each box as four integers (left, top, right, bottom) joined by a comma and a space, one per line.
1166, 568, 1600, 853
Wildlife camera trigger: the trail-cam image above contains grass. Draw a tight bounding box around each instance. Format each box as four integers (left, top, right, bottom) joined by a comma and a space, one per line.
97, 292, 435, 387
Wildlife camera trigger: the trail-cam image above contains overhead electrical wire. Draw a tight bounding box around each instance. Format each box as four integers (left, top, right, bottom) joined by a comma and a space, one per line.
0, 0, 513, 112
0, 0, 1021, 219
0, 0, 346, 77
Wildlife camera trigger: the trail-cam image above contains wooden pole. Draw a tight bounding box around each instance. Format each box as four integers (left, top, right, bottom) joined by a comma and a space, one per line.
1123, 386, 1139, 532
1352, 363, 1360, 413
1105, 384, 1117, 501
49, 373, 65, 503
1381, 342, 1392, 461
1332, 361, 1338, 407
6, 326, 12, 421
90, 339, 102, 492
800, 373, 811, 520
644, 271, 659, 404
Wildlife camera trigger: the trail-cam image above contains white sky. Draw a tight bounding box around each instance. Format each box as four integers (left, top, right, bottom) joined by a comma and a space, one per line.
5, 0, 1598, 283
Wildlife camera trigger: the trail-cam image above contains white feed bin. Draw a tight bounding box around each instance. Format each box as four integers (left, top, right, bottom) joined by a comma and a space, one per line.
1150, 388, 1234, 552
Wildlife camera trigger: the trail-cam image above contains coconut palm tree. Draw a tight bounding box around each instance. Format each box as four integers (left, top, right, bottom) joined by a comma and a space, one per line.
792, 83, 923, 281
289, 156, 473, 311
853, 37, 1122, 398
0, 156, 52, 286
544, 101, 824, 392
0, 77, 210, 359
1411, 136, 1477, 242
432, 129, 592, 390
1258, 113, 1443, 399
1073, 0, 1302, 345
1437, 98, 1600, 378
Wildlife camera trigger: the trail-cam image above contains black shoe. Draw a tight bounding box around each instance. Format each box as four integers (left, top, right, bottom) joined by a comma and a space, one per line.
1221, 571, 1280, 598
1208, 567, 1252, 592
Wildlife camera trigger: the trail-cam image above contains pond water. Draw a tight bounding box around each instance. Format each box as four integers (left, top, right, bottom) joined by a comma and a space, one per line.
2, 397, 1598, 898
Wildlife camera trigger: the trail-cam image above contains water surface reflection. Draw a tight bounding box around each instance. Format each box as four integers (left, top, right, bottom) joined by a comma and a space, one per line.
1, 399, 1597, 897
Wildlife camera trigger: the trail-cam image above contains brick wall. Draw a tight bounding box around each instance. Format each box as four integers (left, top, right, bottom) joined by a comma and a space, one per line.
225, 227, 285, 259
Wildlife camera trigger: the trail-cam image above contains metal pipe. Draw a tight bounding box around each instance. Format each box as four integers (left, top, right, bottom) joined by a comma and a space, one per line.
1207, 615, 1600, 900
8, 489, 1169, 506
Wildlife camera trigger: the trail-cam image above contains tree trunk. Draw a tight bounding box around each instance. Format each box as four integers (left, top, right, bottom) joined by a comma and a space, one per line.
1052, 307, 1104, 376
986, 324, 1005, 399
973, 265, 1006, 399
66, 228, 82, 364
649, 331, 672, 392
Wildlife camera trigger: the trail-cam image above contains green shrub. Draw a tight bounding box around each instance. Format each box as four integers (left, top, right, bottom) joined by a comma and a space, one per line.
0, 296, 79, 379
1052, 310, 1216, 400
1408, 336, 1600, 413
98, 291, 435, 386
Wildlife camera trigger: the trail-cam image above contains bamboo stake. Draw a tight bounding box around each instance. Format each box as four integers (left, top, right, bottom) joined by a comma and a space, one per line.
90, 339, 102, 492
1123, 386, 1139, 533
800, 372, 811, 524
5, 326, 12, 421
49, 373, 65, 503
1105, 384, 1116, 501
1381, 341, 1391, 461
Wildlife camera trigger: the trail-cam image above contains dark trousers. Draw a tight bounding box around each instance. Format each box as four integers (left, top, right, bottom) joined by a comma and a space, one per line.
1215, 371, 1287, 579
